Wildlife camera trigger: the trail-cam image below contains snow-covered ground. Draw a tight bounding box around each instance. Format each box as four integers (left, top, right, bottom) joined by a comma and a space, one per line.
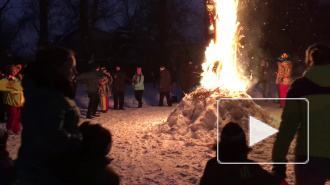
3, 83, 330, 185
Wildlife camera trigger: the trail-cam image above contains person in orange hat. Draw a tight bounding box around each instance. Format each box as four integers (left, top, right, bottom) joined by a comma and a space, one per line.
3, 64, 24, 135
275, 53, 292, 108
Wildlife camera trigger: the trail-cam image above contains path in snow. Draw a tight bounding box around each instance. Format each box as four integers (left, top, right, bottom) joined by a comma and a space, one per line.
4, 83, 329, 184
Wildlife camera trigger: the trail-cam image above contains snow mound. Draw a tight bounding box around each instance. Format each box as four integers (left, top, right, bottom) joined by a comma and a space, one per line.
157, 88, 276, 146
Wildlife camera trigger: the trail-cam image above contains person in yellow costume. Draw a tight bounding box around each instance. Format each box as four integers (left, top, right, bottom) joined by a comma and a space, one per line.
276, 53, 292, 108
0, 65, 24, 135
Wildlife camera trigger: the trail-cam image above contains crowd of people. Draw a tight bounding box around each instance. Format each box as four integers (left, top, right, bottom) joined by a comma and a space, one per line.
0, 43, 329, 184
252, 52, 293, 108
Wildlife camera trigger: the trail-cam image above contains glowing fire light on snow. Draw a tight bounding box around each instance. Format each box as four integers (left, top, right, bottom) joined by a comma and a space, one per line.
201, 0, 247, 95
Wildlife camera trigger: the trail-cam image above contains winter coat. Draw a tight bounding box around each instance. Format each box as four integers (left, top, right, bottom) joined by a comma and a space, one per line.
259, 66, 272, 82
15, 76, 82, 183
179, 64, 193, 91
99, 77, 111, 97
132, 74, 144, 90
159, 69, 171, 92
0, 77, 25, 107
76, 70, 100, 94
0, 150, 16, 185
112, 70, 130, 92
276, 60, 292, 85
200, 158, 279, 185
273, 65, 330, 163
77, 155, 120, 185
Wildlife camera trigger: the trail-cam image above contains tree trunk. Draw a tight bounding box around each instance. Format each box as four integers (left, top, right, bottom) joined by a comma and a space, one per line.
79, 0, 92, 64
91, 0, 99, 27
39, 0, 49, 48
157, 0, 169, 66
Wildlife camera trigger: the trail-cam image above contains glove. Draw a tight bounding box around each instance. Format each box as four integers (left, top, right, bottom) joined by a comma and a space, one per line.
272, 164, 286, 180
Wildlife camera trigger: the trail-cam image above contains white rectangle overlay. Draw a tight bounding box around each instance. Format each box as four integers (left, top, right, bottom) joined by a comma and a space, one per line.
216, 98, 309, 165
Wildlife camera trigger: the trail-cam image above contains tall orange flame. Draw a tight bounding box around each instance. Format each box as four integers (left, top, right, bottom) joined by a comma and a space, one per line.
201, 0, 247, 95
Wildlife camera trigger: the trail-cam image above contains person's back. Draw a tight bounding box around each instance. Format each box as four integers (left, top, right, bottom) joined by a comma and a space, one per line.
201, 158, 278, 185
76, 70, 100, 94
160, 68, 171, 92
78, 122, 120, 185
113, 70, 128, 92
272, 44, 330, 184
201, 122, 280, 185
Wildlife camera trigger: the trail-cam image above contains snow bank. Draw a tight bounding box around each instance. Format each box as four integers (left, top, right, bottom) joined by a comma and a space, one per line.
157, 88, 276, 146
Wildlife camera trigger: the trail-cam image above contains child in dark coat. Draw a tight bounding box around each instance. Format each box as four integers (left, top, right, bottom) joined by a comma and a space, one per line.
78, 122, 120, 185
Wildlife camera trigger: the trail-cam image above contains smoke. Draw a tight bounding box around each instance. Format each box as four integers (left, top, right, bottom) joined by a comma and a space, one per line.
236, 0, 271, 86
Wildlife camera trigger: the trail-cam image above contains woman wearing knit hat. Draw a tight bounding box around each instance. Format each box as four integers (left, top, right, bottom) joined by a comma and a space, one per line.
132, 67, 144, 108
200, 122, 285, 185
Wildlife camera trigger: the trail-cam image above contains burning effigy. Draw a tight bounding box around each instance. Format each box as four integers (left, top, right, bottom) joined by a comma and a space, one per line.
158, 0, 276, 145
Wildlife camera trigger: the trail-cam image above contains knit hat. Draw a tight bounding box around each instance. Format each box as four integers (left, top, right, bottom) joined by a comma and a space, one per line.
10, 64, 22, 73
137, 67, 142, 74
80, 122, 112, 155
278, 53, 290, 61
218, 122, 250, 161
220, 122, 246, 145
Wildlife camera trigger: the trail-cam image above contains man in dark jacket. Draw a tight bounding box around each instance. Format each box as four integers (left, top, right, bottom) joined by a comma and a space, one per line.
179, 61, 194, 95
112, 65, 131, 110
76, 64, 101, 119
159, 66, 172, 106
258, 60, 272, 98
272, 43, 330, 184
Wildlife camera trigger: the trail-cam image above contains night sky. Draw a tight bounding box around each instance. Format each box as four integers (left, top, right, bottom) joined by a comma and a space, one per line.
1, 0, 330, 69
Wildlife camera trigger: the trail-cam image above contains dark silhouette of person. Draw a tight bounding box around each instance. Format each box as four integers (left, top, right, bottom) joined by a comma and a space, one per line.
179, 61, 194, 95
15, 48, 83, 184
192, 64, 202, 88
258, 60, 272, 98
0, 128, 16, 185
200, 122, 282, 185
272, 43, 330, 184
112, 65, 131, 110
78, 122, 120, 185
159, 66, 172, 106
76, 64, 101, 119
0, 69, 5, 121
132, 67, 144, 108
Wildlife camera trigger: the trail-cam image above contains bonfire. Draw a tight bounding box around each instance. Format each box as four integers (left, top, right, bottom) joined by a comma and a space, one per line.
159, 0, 277, 146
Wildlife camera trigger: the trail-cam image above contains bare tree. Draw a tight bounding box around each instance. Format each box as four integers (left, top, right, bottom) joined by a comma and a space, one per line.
39, 0, 50, 47
0, 0, 25, 54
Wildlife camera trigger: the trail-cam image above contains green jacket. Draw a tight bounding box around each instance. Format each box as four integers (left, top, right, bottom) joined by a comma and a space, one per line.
76, 71, 100, 93
0, 78, 24, 107
273, 65, 330, 162
132, 74, 144, 90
